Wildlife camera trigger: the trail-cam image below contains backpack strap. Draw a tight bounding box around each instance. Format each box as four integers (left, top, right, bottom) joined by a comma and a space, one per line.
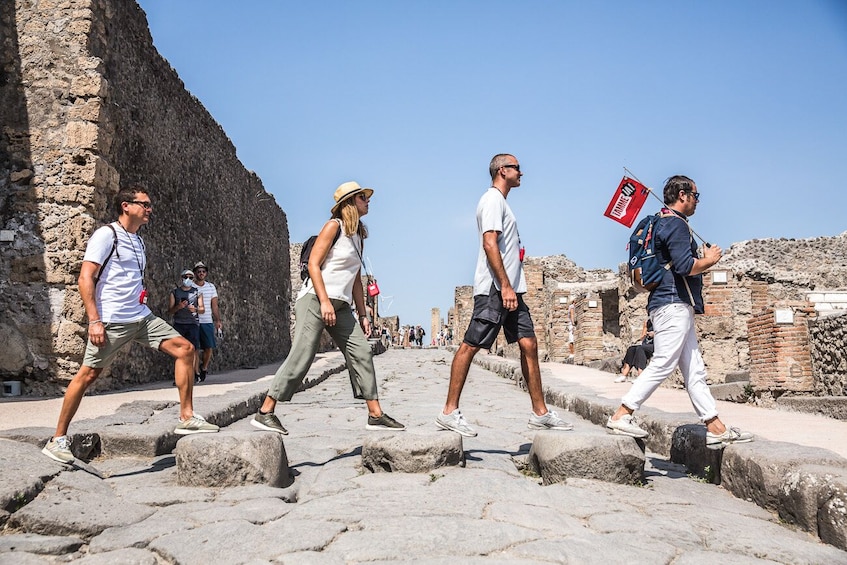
94, 224, 119, 284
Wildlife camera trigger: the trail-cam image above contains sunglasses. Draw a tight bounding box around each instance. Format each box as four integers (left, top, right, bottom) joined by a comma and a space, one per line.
502, 164, 521, 172
684, 190, 701, 202
129, 200, 153, 209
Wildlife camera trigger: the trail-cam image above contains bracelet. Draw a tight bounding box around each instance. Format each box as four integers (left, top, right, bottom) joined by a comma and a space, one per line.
88, 320, 102, 325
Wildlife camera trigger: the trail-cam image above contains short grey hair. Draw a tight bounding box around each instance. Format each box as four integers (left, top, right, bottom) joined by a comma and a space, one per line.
489, 154, 515, 180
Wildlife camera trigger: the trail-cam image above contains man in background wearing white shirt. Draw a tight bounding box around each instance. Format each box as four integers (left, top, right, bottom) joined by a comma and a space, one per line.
192, 261, 221, 382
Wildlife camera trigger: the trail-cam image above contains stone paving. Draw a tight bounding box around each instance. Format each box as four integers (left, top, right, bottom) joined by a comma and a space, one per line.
1, 348, 846, 564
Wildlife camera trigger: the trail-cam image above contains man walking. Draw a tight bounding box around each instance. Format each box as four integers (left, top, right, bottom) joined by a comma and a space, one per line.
606, 175, 753, 450
42, 186, 218, 463
192, 261, 220, 382
436, 154, 573, 437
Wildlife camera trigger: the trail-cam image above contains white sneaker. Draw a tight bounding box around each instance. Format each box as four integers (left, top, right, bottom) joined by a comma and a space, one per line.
614, 374, 628, 383
528, 410, 574, 431
435, 409, 478, 437
706, 426, 753, 450
606, 414, 648, 438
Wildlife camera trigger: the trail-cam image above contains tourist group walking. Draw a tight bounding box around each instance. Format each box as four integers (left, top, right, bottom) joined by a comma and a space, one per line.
42, 154, 751, 464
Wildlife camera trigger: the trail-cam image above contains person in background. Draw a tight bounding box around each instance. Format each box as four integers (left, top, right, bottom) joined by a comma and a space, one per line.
615, 319, 654, 383
192, 261, 220, 383
168, 269, 204, 383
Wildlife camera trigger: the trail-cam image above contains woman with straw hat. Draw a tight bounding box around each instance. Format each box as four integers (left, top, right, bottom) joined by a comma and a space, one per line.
251, 181, 405, 434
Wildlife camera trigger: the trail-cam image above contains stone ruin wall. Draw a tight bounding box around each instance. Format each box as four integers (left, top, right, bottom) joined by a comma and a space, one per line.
809, 311, 847, 395
1, 0, 291, 394
448, 232, 847, 395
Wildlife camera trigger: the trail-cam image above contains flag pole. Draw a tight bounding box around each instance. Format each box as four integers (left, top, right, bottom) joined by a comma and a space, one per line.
623, 167, 710, 246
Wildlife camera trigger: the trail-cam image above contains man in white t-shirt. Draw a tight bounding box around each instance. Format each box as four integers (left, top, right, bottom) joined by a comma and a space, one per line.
42, 186, 218, 464
192, 261, 221, 382
436, 154, 573, 437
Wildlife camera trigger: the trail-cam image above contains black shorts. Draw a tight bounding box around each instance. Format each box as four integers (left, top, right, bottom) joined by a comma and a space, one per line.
173, 323, 200, 349
462, 284, 535, 349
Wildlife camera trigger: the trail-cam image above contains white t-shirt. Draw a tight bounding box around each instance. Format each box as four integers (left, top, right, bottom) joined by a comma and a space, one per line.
194, 281, 218, 324
83, 223, 151, 323
473, 187, 527, 296
298, 220, 363, 305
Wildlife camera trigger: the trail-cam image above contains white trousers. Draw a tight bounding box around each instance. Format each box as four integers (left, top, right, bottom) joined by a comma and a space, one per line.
621, 302, 718, 421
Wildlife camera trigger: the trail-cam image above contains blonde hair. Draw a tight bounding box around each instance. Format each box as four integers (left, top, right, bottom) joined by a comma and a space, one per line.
334, 198, 368, 239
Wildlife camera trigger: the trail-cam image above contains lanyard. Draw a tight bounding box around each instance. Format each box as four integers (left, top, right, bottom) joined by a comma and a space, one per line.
115, 222, 146, 284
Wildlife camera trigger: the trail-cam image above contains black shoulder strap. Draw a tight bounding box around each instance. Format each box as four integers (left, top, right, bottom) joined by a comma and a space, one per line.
94, 224, 119, 284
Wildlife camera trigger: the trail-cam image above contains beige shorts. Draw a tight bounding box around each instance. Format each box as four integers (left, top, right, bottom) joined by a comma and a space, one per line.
82, 314, 181, 369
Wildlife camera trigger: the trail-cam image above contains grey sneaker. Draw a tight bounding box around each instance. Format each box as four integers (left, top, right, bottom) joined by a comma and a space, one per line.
366, 413, 406, 431
528, 410, 574, 431
606, 414, 649, 438
435, 409, 478, 437
706, 426, 753, 450
175, 415, 220, 435
42, 436, 74, 463
251, 411, 288, 435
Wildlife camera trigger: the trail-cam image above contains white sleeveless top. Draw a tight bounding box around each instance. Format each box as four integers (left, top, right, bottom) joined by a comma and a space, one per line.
298, 220, 363, 305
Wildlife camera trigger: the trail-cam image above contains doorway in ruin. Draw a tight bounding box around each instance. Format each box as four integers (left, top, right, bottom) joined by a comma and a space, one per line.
600, 289, 620, 337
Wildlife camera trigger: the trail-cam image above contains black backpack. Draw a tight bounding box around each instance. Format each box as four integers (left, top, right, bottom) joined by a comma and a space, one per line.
299, 222, 341, 281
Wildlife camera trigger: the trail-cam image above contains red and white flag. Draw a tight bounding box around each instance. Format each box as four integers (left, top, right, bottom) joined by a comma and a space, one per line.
603, 176, 650, 228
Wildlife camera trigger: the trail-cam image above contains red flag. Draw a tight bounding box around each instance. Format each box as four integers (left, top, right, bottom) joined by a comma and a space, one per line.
603, 176, 650, 228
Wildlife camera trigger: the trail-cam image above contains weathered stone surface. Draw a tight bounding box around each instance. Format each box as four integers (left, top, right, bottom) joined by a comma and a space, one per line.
71, 547, 159, 565
777, 396, 847, 420
9, 470, 154, 539
0, 439, 63, 521
721, 440, 847, 512
175, 431, 291, 488
0, 533, 84, 555
710, 381, 750, 402
361, 432, 464, 473
779, 464, 847, 550
0, 323, 31, 373
527, 430, 645, 485
669, 424, 724, 482
1, 0, 291, 394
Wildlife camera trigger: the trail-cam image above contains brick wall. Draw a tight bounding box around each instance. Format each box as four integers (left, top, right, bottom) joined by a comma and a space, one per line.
748, 303, 816, 392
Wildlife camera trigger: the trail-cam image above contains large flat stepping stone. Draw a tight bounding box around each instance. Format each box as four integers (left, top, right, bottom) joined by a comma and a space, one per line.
528, 430, 645, 485
361, 432, 464, 473
174, 431, 292, 488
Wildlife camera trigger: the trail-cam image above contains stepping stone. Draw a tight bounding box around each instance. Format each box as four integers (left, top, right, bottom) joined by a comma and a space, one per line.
174, 431, 291, 487
362, 432, 464, 473
528, 430, 645, 485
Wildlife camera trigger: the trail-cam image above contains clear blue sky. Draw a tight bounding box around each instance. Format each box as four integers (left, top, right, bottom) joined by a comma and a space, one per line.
137, 0, 847, 327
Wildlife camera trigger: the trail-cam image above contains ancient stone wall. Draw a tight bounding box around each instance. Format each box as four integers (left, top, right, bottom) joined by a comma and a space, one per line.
1, 0, 290, 394
809, 311, 847, 395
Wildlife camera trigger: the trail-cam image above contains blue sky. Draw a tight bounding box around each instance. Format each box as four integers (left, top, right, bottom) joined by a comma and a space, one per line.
137, 0, 847, 327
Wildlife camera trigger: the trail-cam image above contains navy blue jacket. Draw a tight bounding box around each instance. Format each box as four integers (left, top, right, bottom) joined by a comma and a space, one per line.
645, 210, 704, 314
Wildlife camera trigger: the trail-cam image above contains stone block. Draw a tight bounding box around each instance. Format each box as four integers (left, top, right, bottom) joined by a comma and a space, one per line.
776, 396, 847, 420
778, 464, 847, 550
361, 432, 464, 473
721, 440, 847, 513
709, 381, 749, 402
669, 424, 723, 482
527, 430, 645, 485
65, 121, 98, 149
175, 431, 291, 488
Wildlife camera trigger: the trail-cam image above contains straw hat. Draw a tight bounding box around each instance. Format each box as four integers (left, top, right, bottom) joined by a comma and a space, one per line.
331, 181, 373, 214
